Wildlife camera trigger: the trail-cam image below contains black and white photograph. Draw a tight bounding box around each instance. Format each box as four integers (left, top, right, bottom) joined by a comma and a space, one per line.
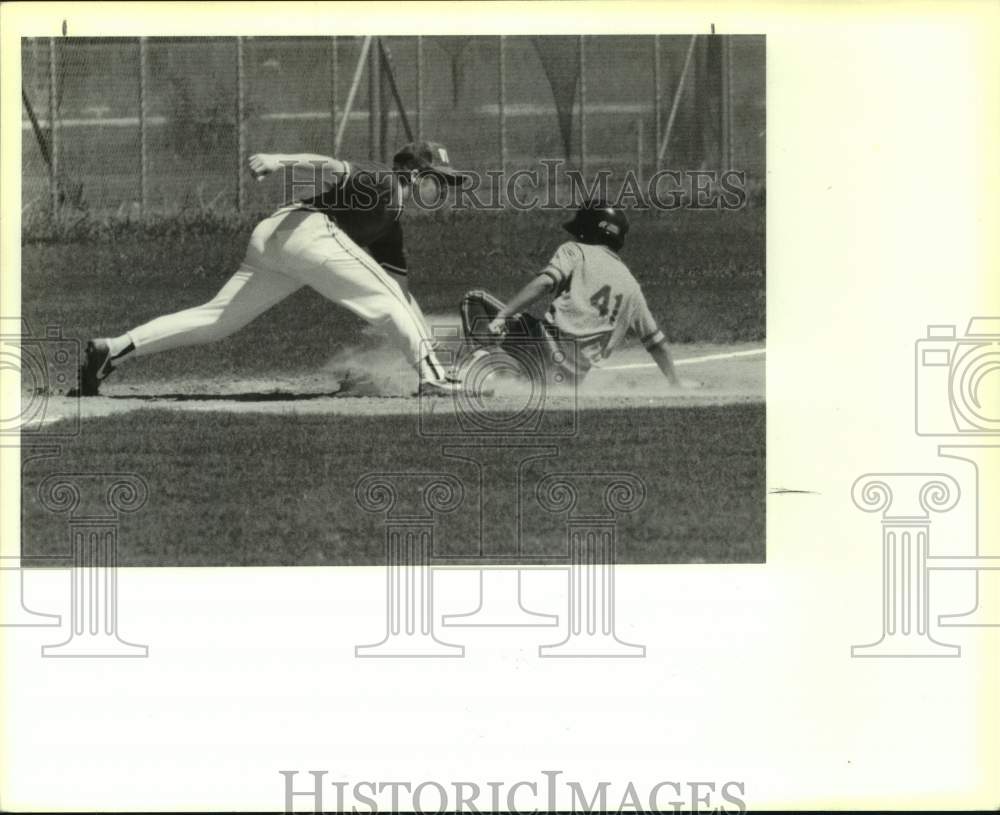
17, 33, 766, 567
2, 2, 997, 813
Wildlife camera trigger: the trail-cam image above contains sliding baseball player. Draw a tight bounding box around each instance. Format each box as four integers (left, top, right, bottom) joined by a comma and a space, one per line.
460, 200, 684, 387
78, 141, 466, 396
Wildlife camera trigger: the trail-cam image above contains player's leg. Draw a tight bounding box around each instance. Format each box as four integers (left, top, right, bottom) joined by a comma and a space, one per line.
78, 212, 303, 395
126, 264, 301, 356
276, 214, 452, 387
384, 268, 436, 343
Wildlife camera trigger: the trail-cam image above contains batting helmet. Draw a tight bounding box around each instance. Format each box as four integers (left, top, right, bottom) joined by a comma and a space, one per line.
563, 200, 630, 250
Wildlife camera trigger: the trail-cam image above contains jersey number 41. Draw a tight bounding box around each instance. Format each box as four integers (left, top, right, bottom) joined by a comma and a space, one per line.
590, 285, 623, 324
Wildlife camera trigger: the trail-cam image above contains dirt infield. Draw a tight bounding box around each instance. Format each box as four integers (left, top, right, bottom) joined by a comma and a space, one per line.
36, 341, 764, 426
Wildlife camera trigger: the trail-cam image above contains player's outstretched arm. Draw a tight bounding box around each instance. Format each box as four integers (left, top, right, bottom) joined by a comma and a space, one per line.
486, 276, 554, 333
247, 153, 348, 182
647, 341, 681, 386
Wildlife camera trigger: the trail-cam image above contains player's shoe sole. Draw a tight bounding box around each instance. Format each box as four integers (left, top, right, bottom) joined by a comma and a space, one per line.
77, 339, 115, 397
417, 378, 463, 397
416, 378, 495, 398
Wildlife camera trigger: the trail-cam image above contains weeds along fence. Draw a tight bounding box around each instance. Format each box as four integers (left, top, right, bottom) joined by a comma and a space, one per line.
21, 35, 765, 218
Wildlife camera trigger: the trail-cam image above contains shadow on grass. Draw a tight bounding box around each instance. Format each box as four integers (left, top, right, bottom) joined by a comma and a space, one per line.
104, 389, 346, 403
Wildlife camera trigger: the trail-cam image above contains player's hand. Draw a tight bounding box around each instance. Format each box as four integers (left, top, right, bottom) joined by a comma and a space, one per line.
248, 153, 281, 181
487, 317, 507, 337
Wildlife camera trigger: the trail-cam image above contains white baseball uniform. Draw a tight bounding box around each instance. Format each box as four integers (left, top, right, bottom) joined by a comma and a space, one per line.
123, 160, 445, 379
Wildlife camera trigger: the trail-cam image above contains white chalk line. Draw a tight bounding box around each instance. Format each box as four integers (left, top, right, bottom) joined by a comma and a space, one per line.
601, 347, 765, 372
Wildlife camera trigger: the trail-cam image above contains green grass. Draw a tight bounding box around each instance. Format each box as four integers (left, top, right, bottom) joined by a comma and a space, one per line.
22, 207, 764, 385
21, 403, 764, 566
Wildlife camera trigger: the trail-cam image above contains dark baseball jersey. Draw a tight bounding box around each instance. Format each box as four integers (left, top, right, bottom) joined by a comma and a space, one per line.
539, 241, 665, 376
296, 159, 408, 276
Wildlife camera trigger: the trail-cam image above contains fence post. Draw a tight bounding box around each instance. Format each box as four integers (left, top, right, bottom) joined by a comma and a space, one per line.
636, 116, 644, 187
720, 35, 732, 171
653, 36, 662, 173
334, 37, 372, 155
31, 38, 41, 100
48, 36, 59, 218
138, 37, 148, 216
378, 41, 389, 162
498, 35, 506, 180
658, 34, 698, 164
331, 36, 338, 145
415, 36, 423, 140
578, 35, 586, 176
368, 38, 379, 160
236, 37, 246, 212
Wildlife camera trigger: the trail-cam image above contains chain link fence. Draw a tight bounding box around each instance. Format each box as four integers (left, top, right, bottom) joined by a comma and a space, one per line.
21, 35, 765, 217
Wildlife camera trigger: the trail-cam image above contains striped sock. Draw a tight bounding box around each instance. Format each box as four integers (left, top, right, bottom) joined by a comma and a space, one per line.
417, 353, 445, 382
105, 333, 135, 360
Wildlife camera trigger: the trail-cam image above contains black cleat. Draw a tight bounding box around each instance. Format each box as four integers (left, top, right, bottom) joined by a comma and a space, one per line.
417, 378, 465, 397
77, 339, 116, 396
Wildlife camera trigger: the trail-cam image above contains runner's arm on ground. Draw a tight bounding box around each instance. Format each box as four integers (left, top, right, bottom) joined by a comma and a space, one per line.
647, 341, 681, 385
632, 291, 680, 385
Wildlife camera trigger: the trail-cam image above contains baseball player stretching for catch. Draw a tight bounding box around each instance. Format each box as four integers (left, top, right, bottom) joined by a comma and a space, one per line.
78, 141, 466, 396
460, 201, 683, 388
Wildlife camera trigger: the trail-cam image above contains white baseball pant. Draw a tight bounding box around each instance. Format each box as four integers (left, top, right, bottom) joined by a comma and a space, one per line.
127, 206, 442, 374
